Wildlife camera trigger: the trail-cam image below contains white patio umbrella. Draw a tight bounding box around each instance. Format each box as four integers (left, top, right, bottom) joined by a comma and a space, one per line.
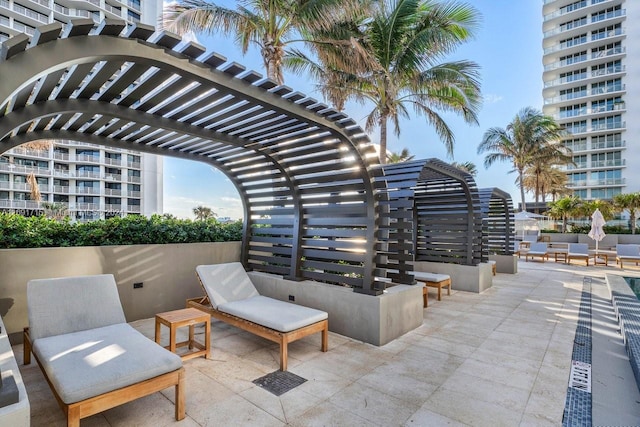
588, 208, 606, 255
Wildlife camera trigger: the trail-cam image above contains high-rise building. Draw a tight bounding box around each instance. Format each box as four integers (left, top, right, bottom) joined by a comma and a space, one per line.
0, 0, 163, 220
542, 0, 639, 201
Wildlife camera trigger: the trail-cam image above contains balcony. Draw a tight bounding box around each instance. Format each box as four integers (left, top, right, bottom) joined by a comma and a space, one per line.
75, 170, 101, 179
0, 199, 40, 209
127, 161, 141, 169
591, 121, 625, 132
104, 188, 122, 196
13, 3, 49, 24
104, 157, 122, 166
104, 203, 122, 211
127, 176, 141, 183
9, 147, 50, 158
0, 163, 50, 175
127, 205, 141, 212
554, 102, 625, 120
76, 154, 100, 163
53, 152, 70, 160
543, 0, 611, 22
74, 187, 100, 195
590, 159, 625, 168
74, 202, 99, 210
127, 190, 140, 198
591, 139, 625, 150
104, 173, 123, 181
544, 84, 624, 105
0, 181, 9, 189
53, 185, 69, 193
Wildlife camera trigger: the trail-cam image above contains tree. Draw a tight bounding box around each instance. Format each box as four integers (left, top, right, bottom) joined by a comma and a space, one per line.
546, 196, 582, 233
193, 205, 216, 221
386, 148, 415, 164
289, 0, 481, 163
478, 107, 565, 212
579, 199, 614, 221
162, 0, 363, 85
451, 161, 477, 177
613, 193, 640, 234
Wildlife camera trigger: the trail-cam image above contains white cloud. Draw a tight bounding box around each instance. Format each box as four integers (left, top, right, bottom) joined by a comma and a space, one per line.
483, 93, 503, 104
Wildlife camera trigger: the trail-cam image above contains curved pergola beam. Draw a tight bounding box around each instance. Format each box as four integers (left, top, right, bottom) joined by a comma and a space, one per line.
0, 20, 382, 293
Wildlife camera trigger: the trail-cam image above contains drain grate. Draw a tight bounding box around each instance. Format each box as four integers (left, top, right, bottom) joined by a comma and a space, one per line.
253, 371, 307, 396
569, 360, 591, 393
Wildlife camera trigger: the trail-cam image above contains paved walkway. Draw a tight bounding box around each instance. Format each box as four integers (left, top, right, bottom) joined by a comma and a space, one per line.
15, 260, 638, 426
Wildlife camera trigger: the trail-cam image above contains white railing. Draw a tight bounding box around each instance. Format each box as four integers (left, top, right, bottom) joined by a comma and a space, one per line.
127, 161, 141, 169
104, 188, 122, 196
591, 121, 625, 131
0, 200, 41, 209
127, 176, 141, 183
591, 159, 625, 168
53, 185, 69, 193
544, 84, 624, 104
591, 8, 625, 24
76, 154, 100, 162
127, 205, 141, 212
75, 170, 101, 178
104, 174, 123, 181
104, 157, 122, 165
104, 203, 122, 211
591, 140, 624, 150
13, 3, 49, 23
75, 187, 100, 195
53, 152, 69, 160
127, 190, 140, 198
0, 182, 10, 189
10, 147, 50, 158
554, 103, 625, 120
75, 203, 100, 210
591, 46, 625, 60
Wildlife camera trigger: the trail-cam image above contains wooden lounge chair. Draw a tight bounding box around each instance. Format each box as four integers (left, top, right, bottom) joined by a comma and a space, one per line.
188, 263, 328, 371
616, 244, 640, 268
23, 275, 185, 427
413, 271, 452, 301
525, 243, 549, 262
567, 243, 590, 266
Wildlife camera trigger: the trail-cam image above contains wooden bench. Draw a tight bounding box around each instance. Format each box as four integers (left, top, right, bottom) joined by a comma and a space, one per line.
413, 272, 451, 301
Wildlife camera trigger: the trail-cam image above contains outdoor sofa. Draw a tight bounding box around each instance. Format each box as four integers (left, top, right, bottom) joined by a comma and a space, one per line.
23, 274, 185, 427
616, 244, 640, 268
189, 263, 328, 371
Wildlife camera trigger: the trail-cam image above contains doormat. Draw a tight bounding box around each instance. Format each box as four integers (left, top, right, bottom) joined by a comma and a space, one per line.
253, 371, 307, 396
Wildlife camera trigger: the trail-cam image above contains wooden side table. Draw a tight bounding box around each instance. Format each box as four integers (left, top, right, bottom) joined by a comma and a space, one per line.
155, 308, 211, 361
593, 253, 608, 266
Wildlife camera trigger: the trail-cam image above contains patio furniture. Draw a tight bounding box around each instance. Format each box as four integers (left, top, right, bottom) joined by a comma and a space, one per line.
155, 307, 211, 361
525, 243, 549, 262
189, 263, 329, 371
616, 244, 640, 268
413, 272, 452, 301
23, 274, 185, 427
567, 243, 590, 266
488, 260, 497, 275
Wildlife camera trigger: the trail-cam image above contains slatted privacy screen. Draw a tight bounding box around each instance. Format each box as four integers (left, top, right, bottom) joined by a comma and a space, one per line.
479, 188, 515, 257
0, 20, 384, 294
413, 160, 483, 265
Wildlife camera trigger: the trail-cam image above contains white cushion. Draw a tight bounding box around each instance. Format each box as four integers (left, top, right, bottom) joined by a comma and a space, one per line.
28, 275, 126, 341
218, 295, 327, 333
413, 272, 450, 283
32, 323, 182, 404
617, 244, 640, 257
197, 263, 259, 309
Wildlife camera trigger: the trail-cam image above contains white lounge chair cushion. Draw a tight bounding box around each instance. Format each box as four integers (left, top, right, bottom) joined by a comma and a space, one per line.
28, 274, 126, 341
218, 295, 328, 333
568, 243, 589, 257
413, 272, 450, 283
527, 243, 548, 255
196, 263, 259, 309
32, 323, 182, 404
617, 245, 640, 258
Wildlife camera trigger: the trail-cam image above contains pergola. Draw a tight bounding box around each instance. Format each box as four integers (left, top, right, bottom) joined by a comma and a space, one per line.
0, 19, 386, 294
377, 159, 484, 283
478, 187, 515, 256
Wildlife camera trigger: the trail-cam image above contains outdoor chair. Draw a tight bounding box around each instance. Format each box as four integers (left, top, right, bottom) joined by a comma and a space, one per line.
616, 244, 640, 268
525, 242, 549, 262
189, 263, 328, 371
567, 243, 590, 266
488, 260, 497, 276
514, 241, 525, 258
23, 274, 185, 427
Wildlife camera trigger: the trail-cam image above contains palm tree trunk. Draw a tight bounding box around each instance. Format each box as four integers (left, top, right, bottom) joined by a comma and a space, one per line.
379, 117, 388, 164
632, 211, 637, 234
518, 168, 526, 212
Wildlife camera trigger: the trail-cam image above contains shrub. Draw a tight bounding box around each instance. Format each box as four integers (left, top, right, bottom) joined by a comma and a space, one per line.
0, 213, 242, 248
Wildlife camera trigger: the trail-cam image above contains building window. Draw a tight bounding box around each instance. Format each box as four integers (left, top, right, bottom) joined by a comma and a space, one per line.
563, 138, 587, 152
591, 23, 622, 41
560, 16, 587, 32
591, 133, 621, 149
559, 103, 586, 118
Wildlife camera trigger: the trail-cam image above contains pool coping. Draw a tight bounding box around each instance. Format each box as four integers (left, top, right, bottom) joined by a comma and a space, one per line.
605, 273, 640, 395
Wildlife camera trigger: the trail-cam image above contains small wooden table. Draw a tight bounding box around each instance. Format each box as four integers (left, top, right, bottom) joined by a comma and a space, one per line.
155, 308, 211, 361
554, 252, 568, 263
592, 253, 608, 266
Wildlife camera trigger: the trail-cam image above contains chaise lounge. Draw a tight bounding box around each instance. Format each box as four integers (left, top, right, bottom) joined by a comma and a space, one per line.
189, 263, 329, 371
23, 274, 185, 427
616, 244, 640, 268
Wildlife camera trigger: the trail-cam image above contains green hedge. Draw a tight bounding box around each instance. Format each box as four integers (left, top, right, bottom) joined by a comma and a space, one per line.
0, 213, 243, 248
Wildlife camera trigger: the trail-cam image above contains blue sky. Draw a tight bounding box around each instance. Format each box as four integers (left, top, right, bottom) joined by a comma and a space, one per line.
163, 0, 543, 219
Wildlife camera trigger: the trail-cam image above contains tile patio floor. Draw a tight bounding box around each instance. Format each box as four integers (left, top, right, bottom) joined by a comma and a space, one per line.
14, 259, 632, 426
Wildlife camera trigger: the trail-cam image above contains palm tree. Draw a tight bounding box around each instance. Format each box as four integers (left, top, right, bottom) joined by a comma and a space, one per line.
386, 148, 415, 164
193, 205, 216, 220
451, 161, 477, 177
547, 195, 582, 233
613, 193, 640, 234
162, 0, 363, 85
478, 107, 565, 212
579, 199, 614, 221
289, 0, 482, 163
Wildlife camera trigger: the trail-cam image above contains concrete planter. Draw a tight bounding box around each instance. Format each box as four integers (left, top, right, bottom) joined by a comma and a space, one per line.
413, 261, 492, 293
489, 254, 518, 274
248, 271, 423, 346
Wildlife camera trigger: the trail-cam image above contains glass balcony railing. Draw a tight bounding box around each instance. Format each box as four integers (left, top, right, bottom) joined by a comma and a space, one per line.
544, 84, 624, 104
590, 159, 625, 168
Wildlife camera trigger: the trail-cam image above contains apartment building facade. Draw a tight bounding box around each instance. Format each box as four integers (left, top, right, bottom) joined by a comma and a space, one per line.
542, 0, 640, 200
0, 0, 163, 219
